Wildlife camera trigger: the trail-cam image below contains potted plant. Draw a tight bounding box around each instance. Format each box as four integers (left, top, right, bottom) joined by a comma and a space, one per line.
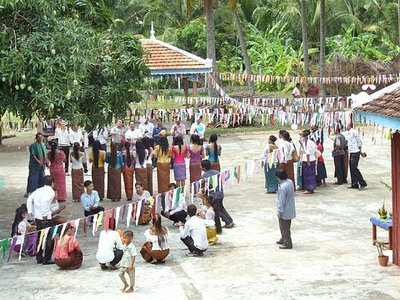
378, 203, 388, 219
375, 241, 389, 266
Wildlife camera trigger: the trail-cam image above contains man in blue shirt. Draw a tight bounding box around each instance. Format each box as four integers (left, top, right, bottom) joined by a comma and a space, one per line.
276, 169, 296, 249
81, 180, 105, 217
152, 118, 167, 146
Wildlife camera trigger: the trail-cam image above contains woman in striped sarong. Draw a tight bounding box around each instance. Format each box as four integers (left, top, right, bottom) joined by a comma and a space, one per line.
134, 140, 148, 191
70, 142, 84, 201
88, 140, 106, 200
122, 142, 135, 201
143, 137, 154, 196
106, 142, 123, 201
153, 137, 172, 194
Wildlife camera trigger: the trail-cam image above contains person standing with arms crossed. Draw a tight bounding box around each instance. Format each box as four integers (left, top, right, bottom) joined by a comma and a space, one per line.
275, 169, 296, 249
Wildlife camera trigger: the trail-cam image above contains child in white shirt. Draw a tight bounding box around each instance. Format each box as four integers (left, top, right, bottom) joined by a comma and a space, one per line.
119, 230, 137, 293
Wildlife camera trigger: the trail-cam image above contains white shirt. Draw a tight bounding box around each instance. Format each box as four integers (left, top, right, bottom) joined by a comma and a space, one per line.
93, 127, 108, 145
55, 127, 70, 146
16, 219, 31, 245
96, 230, 124, 264
179, 216, 208, 250
165, 192, 187, 215
347, 128, 362, 153
300, 138, 317, 162
139, 122, 154, 139
125, 128, 142, 142
279, 141, 294, 163
190, 122, 205, 139
69, 128, 83, 146
292, 86, 301, 97
27, 185, 56, 220
144, 228, 169, 251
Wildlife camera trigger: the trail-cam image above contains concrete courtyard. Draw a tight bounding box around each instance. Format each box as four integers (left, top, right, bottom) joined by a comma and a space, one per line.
0, 129, 399, 300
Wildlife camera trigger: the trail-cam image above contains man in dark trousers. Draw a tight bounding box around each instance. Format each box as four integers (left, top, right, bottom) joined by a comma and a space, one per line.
201, 160, 234, 228
347, 127, 367, 190
332, 126, 347, 185
276, 169, 296, 249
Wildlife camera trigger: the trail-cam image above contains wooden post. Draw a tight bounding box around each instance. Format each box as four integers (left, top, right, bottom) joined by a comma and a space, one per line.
193, 80, 198, 97
183, 77, 189, 109
392, 132, 400, 265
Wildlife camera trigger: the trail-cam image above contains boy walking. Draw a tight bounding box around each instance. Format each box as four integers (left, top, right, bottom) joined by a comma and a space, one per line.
119, 230, 136, 293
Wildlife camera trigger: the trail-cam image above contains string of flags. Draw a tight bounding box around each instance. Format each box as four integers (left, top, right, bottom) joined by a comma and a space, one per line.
0, 159, 261, 263
214, 71, 400, 85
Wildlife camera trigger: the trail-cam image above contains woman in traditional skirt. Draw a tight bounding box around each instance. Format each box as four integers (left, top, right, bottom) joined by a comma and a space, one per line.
48, 139, 67, 201
205, 134, 222, 171
171, 136, 187, 187
278, 130, 296, 188
54, 223, 83, 270
70, 142, 84, 202
143, 137, 154, 195
187, 134, 204, 190
296, 132, 304, 191
134, 140, 148, 191
122, 141, 135, 201
316, 139, 327, 187
260, 135, 279, 194
106, 142, 123, 201
140, 214, 170, 264
152, 136, 172, 194
300, 130, 317, 194
88, 140, 106, 200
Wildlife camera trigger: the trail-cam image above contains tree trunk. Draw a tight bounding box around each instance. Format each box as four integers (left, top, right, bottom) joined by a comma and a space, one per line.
204, 0, 217, 97
0, 116, 2, 145
319, 0, 326, 99
233, 10, 254, 96
301, 0, 310, 82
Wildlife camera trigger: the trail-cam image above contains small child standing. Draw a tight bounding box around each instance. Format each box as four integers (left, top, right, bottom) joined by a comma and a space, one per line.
119, 230, 136, 293
316, 140, 327, 187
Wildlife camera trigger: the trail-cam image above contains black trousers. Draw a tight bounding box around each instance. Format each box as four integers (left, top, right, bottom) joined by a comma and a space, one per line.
59, 145, 70, 172
278, 218, 292, 248
161, 210, 187, 223
349, 152, 367, 188
99, 249, 123, 268
35, 219, 55, 263
334, 155, 345, 184
84, 206, 105, 217
214, 196, 233, 225
181, 236, 205, 254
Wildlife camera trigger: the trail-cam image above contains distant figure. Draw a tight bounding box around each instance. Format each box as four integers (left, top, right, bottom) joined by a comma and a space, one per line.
347, 127, 367, 190
190, 115, 206, 142
170, 118, 186, 142
307, 84, 319, 98
292, 83, 301, 98
275, 169, 296, 249
25, 133, 47, 197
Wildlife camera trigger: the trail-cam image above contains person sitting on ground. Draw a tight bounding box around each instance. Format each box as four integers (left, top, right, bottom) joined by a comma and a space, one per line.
96, 218, 124, 270
161, 183, 187, 225
11, 204, 37, 257
50, 189, 67, 224
178, 204, 208, 257
140, 213, 170, 264
119, 230, 136, 293
54, 223, 83, 270
198, 191, 222, 245
81, 180, 105, 221
132, 182, 153, 225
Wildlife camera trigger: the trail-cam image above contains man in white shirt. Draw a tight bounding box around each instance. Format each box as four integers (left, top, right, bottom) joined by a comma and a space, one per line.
70, 124, 88, 173
55, 120, 70, 173
170, 118, 186, 143
111, 119, 126, 145
92, 125, 109, 151
27, 175, 56, 265
347, 127, 367, 190
125, 121, 142, 145
292, 83, 301, 98
190, 115, 206, 142
179, 204, 208, 256
162, 183, 187, 224
96, 218, 124, 270
139, 117, 154, 139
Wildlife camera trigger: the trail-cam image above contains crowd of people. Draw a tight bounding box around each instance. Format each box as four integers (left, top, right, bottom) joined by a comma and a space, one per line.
11, 115, 237, 293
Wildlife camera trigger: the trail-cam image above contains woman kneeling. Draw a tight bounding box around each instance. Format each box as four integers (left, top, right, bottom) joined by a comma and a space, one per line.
54, 223, 83, 270
140, 214, 170, 264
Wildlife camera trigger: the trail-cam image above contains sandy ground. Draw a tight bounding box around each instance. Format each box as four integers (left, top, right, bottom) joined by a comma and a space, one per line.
0, 129, 399, 300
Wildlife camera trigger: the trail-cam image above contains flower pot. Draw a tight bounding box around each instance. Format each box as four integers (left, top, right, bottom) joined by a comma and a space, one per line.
378, 255, 389, 266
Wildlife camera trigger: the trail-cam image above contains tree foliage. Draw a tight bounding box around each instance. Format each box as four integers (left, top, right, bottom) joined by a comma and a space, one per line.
0, 0, 149, 128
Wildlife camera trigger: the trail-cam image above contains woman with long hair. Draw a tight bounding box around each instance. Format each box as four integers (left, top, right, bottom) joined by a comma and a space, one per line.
205, 134, 222, 171
134, 140, 148, 191
11, 204, 36, 256
106, 142, 123, 201
171, 136, 187, 187
54, 223, 83, 270
122, 141, 135, 201
152, 136, 172, 193
187, 134, 204, 193
140, 213, 170, 264
143, 136, 154, 195
278, 130, 296, 188
260, 135, 279, 193
47, 139, 67, 201
70, 142, 84, 201
198, 193, 222, 245
88, 140, 106, 200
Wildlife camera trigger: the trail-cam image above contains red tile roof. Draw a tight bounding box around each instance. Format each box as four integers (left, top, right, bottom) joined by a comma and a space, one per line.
141, 39, 212, 75
356, 86, 400, 119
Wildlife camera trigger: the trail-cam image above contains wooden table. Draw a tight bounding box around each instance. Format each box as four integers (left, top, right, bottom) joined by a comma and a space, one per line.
370, 217, 393, 250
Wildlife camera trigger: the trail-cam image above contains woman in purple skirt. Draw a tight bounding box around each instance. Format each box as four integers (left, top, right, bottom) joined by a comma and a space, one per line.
171, 136, 188, 187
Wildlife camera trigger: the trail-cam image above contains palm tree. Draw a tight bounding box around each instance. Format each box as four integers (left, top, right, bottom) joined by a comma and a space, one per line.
228, 0, 254, 95
320, 0, 326, 99
300, 0, 310, 81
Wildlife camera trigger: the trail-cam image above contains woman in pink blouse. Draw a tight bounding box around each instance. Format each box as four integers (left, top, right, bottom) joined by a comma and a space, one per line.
171, 136, 187, 187
54, 223, 83, 270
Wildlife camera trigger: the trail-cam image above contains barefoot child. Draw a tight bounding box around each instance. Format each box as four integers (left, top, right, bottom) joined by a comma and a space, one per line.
119, 230, 136, 293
